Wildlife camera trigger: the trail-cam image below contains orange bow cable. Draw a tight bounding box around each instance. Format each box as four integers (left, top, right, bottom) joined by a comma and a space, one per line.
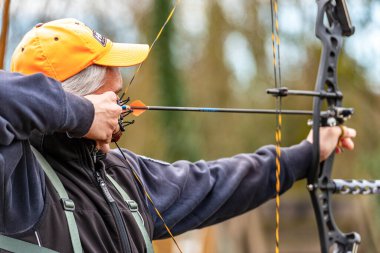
270, 0, 282, 252
114, 142, 183, 253
126, 0, 182, 91
116, 1, 183, 252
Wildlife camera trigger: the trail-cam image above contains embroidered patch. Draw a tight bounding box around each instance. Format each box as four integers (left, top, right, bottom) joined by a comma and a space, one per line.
139, 155, 171, 166
92, 30, 107, 47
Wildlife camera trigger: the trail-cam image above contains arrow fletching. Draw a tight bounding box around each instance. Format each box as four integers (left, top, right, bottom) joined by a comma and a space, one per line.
129, 100, 147, 116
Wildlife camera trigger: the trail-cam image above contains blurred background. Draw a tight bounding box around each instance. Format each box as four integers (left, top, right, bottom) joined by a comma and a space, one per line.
1, 0, 380, 252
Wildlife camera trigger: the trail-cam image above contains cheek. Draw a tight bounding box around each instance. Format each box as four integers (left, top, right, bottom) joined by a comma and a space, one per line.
93, 81, 121, 95
93, 84, 112, 95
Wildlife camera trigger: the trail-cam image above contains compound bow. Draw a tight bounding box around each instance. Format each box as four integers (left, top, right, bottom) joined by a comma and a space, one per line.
309, 1, 378, 252
270, 1, 380, 252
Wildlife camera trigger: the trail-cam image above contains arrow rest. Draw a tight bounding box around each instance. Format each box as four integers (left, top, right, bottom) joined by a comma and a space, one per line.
307, 107, 353, 127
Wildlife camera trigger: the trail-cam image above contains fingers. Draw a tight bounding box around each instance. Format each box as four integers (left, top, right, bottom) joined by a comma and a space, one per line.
83, 92, 123, 146
340, 126, 356, 139
104, 91, 122, 116
307, 125, 357, 162
336, 126, 356, 152
103, 90, 118, 101
338, 133, 355, 151
102, 110, 120, 142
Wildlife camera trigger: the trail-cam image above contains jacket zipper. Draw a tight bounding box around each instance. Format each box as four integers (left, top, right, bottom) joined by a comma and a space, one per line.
92, 151, 132, 253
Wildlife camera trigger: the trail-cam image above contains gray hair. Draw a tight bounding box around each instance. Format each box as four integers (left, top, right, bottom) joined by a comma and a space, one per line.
62, 64, 107, 95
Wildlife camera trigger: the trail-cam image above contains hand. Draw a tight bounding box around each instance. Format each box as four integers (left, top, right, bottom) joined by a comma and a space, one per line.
83, 92, 121, 145
306, 126, 356, 162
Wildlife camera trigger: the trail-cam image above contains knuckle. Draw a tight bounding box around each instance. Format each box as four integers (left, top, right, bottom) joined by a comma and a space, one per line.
104, 91, 116, 101
114, 105, 122, 113
109, 92, 117, 100
106, 132, 112, 141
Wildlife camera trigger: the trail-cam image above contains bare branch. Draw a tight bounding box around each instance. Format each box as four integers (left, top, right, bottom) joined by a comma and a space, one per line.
0, 0, 11, 69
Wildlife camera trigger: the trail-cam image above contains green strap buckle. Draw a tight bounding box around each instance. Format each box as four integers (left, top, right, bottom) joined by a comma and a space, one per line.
61, 198, 75, 211
126, 200, 138, 212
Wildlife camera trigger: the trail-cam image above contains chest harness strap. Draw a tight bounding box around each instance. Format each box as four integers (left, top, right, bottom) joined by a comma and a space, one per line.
31, 146, 83, 253
106, 174, 154, 253
0, 235, 58, 253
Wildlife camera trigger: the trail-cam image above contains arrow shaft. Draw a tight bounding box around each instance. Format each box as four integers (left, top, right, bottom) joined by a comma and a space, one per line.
129, 105, 313, 115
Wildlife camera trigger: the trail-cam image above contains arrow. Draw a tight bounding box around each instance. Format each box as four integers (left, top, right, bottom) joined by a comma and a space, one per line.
121, 100, 313, 117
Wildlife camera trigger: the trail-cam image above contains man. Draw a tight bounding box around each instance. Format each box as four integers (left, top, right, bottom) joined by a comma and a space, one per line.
6, 19, 356, 253
0, 70, 121, 250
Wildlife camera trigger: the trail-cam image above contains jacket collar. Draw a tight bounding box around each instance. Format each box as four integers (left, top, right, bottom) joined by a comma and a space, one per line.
30, 131, 100, 177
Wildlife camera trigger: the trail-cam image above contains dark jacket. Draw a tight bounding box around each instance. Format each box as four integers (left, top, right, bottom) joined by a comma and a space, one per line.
0, 71, 313, 252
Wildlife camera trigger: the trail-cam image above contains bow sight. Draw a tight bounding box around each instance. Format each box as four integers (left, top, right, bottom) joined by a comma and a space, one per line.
267, 87, 354, 127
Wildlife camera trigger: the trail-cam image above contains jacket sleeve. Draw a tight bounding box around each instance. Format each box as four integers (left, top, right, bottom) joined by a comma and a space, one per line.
0, 71, 94, 145
0, 71, 94, 234
113, 140, 313, 239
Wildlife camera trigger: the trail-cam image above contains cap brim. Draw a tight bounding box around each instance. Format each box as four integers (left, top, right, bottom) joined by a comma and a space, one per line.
94, 43, 149, 67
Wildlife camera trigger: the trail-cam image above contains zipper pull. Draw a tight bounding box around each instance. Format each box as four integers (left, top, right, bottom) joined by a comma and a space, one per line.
93, 151, 97, 164
95, 171, 115, 203
90, 145, 98, 165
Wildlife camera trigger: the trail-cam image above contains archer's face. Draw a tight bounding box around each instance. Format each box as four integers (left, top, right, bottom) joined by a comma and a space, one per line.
92, 67, 123, 153
93, 67, 123, 96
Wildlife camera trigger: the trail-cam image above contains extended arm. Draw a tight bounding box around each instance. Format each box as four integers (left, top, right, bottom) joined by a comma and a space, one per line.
114, 141, 312, 239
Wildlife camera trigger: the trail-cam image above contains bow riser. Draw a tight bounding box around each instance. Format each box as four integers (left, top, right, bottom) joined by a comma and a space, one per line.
308, 1, 360, 252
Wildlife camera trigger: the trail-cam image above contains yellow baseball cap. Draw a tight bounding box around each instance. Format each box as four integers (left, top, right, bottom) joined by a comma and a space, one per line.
11, 18, 149, 81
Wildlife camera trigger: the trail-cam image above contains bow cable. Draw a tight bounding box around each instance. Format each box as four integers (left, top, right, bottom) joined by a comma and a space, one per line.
114, 142, 183, 253
115, 1, 183, 252
124, 0, 182, 93
270, 0, 282, 252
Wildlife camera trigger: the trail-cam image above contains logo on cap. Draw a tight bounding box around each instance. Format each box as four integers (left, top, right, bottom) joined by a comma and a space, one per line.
92, 30, 107, 47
